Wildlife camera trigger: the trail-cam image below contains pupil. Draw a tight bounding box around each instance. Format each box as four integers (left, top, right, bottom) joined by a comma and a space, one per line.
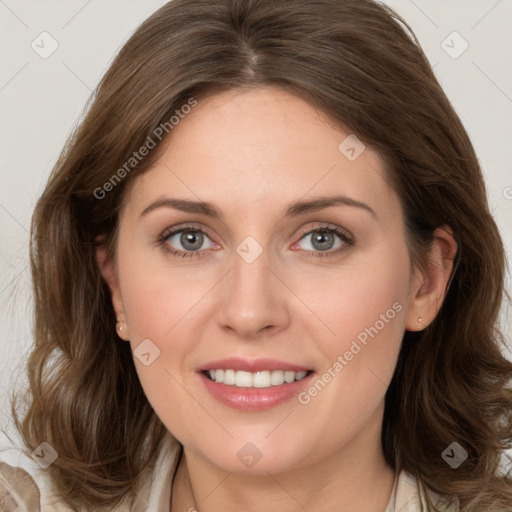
181, 231, 203, 250
312, 231, 333, 251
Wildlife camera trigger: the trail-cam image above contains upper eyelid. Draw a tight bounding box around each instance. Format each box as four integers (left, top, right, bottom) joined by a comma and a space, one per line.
161, 222, 213, 237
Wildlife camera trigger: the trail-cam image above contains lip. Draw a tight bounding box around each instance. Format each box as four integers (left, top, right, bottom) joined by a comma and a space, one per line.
198, 357, 312, 373
197, 358, 315, 411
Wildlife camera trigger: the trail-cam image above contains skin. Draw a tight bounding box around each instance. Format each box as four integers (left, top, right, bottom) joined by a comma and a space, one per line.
97, 86, 457, 512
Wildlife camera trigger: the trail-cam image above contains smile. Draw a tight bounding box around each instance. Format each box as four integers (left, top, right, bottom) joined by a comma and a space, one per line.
203, 369, 311, 388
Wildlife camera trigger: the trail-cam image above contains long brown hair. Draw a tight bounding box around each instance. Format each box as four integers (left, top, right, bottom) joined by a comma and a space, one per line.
7, 0, 512, 510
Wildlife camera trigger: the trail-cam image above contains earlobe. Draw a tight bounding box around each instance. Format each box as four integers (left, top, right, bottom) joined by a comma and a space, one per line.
116, 320, 128, 340
405, 225, 458, 332
96, 245, 130, 341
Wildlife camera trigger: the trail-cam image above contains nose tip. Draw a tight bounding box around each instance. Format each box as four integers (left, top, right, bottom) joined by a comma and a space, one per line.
223, 316, 277, 340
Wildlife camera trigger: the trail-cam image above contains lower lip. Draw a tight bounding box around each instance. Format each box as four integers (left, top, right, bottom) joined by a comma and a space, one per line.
199, 371, 315, 411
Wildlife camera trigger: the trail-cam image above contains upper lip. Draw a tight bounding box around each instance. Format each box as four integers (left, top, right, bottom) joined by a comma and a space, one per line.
199, 357, 312, 373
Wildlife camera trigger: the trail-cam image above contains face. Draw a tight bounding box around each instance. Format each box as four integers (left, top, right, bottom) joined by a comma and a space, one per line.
104, 86, 422, 475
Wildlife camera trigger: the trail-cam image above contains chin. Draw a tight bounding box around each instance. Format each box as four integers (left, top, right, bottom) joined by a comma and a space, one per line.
195, 435, 315, 475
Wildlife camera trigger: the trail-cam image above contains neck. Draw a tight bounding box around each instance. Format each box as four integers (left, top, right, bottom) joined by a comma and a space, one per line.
170, 407, 395, 512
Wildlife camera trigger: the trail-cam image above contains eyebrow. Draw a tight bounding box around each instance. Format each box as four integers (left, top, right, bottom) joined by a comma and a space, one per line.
140, 194, 377, 220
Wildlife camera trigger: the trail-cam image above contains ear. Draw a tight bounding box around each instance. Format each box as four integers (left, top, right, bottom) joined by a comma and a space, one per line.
96, 245, 130, 341
405, 225, 458, 331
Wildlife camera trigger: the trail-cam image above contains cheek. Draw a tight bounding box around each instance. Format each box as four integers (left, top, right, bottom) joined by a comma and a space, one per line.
115, 246, 209, 432
117, 242, 206, 343
299, 242, 411, 388
286, 249, 410, 447
303, 242, 409, 339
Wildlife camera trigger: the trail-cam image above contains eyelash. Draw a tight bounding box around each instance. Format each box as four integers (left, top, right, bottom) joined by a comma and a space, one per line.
157, 223, 354, 259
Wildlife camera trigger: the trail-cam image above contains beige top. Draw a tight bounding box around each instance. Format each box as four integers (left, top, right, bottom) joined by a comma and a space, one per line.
0, 429, 459, 511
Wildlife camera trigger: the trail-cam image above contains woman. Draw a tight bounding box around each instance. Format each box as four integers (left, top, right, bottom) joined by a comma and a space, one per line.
1, 0, 511, 510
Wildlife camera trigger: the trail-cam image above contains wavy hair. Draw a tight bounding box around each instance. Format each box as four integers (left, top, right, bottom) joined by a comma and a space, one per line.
6, 0, 512, 510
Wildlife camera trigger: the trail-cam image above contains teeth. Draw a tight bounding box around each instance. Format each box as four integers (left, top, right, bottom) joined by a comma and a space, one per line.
206, 369, 309, 388
284, 371, 295, 383
270, 370, 285, 386
253, 371, 271, 388
223, 369, 235, 385
235, 371, 253, 387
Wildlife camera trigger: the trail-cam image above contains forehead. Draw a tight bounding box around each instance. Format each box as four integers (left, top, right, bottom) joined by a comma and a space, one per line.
123, 86, 400, 224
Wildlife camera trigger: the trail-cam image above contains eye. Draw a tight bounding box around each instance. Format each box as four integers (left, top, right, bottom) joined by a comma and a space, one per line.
158, 225, 217, 258
292, 224, 353, 257
158, 223, 354, 259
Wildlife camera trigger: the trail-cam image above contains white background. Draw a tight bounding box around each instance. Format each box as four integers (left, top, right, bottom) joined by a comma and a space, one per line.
0, 0, 511, 452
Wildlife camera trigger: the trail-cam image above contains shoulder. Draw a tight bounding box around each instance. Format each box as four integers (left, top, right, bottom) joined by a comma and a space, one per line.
0, 459, 41, 511
0, 429, 43, 511
0, 428, 182, 512
389, 470, 460, 512
0, 428, 73, 511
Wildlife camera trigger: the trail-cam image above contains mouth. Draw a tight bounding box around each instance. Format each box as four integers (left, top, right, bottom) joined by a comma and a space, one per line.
197, 357, 316, 410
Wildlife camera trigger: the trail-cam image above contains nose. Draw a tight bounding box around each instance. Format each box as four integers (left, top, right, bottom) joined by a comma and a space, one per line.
215, 246, 290, 340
